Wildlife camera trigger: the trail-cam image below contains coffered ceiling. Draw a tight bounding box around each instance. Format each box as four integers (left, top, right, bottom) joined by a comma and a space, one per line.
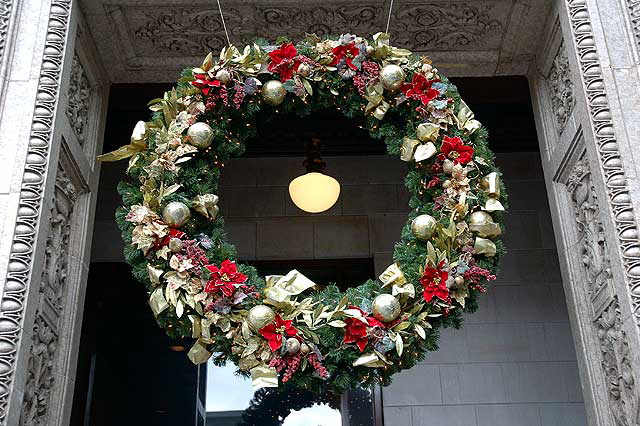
80, 0, 551, 83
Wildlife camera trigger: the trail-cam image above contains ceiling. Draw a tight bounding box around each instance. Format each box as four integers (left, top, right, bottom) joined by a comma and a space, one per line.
80, 0, 551, 83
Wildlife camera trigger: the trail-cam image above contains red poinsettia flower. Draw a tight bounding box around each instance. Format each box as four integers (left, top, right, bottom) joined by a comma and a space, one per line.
401, 73, 440, 105
330, 42, 360, 70
420, 261, 450, 303
260, 315, 298, 351
343, 306, 384, 352
203, 260, 247, 297
440, 136, 474, 165
156, 228, 186, 249
268, 43, 300, 82
192, 73, 222, 96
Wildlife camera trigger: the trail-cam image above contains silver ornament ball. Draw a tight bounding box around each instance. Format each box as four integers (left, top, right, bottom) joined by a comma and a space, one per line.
372, 294, 401, 323
247, 305, 276, 331
261, 80, 286, 106
380, 64, 406, 91
215, 69, 231, 84
187, 122, 214, 149
162, 201, 191, 228
285, 337, 301, 354
297, 63, 311, 77
411, 214, 437, 241
168, 238, 183, 252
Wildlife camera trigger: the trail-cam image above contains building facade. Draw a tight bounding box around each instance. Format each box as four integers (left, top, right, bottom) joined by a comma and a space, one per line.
0, 0, 639, 425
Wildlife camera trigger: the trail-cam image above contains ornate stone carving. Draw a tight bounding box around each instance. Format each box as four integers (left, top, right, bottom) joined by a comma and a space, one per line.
626, 0, 640, 52
0, 0, 13, 68
66, 54, 91, 146
132, 2, 505, 56
566, 158, 611, 301
392, 3, 504, 51
0, 0, 72, 422
133, 7, 250, 55
566, 0, 640, 323
546, 41, 574, 133
19, 166, 77, 426
595, 300, 639, 426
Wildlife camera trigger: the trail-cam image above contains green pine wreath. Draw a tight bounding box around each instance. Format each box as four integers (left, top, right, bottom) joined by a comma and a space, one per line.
99, 33, 507, 394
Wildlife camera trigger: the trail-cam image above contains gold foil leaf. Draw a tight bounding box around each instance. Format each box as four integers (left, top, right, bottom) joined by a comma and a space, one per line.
414, 142, 437, 162
400, 138, 420, 162
239, 353, 260, 371
481, 172, 501, 198
416, 122, 440, 142
379, 263, 407, 287
456, 101, 482, 134
192, 194, 220, 220
264, 270, 316, 302
250, 364, 279, 389
96, 121, 148, 162
484, 198, 505, 212
474, 237, 497, 257
392, 283, 415, 298
147, 265, 163, 285
353, 353, 385, 368
149, 288, 168, 316
187, 340, 212, 364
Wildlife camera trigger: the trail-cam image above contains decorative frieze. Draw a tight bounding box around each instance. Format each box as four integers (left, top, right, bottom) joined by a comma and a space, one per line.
626, 0, 640, 53
0, 0, 72, 422
66, 54, 91, 146
546, 41, 574, 133
19, 166, 77, 426
0, 0, 13, 67
566, 0, 640, 324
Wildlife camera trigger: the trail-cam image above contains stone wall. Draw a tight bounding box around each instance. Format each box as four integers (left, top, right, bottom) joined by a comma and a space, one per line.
92, 151, 587, 426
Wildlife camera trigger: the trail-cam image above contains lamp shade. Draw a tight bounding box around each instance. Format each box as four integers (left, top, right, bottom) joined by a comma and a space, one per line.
288, 172, 340, 213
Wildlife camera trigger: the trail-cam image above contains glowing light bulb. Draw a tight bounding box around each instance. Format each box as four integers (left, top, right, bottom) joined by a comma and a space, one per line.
288, 172, 340, 213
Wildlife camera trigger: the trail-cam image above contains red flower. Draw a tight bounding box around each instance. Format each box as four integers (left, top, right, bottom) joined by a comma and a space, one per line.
260, 315, 298, 351
156, 228, 186, 249
330, 42, 360, 70
342, 306, 384, 352
440, 136, 474, 165
192, 73, 222, 96
420, 261, 450, 303
203, 260, 247, 297
401, 73, 440, 105
268, 43, 299, 81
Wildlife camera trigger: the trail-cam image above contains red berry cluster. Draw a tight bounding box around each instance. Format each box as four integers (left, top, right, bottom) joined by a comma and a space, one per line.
308, 353, 329, 379
464, 265, 496, 292
181, 239, 209, 268
269, 353, 302, 383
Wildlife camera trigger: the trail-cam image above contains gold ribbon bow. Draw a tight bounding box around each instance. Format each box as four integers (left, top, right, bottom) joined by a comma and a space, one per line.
192, 194, 220, 220
149, 287, 168, 315
364, 82, 390, 120
481, 172, 505, 211
455, 101, 482, 135
371, 32, 412, 64
264, 270, 316, 303
96, 120, 148, 162
187, 339, 213, 365
400, 123, 440, 162
250, 364, 279, 389
379, 263, 415, 298
474, 237, 497, 257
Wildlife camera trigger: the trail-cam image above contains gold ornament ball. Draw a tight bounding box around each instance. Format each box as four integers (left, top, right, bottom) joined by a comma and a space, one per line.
297, 63, 311, 77
300, 343, 311, 354
469, 211, 493, 227
247, 305, 275, 331
215, 69, 231, 84
285, 337, 301, 354
168, 238, 183, 252
454, 276, 465, 286
380, 64, 406, 91
261, 80, 286, 106
411, 214, 437, 241
162, 202, 191, 227
365, 45, 374, 55
372, 294, 401, 323
187, 122, 214, 149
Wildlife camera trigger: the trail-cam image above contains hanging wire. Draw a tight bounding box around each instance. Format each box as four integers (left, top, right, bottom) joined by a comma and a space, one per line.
385, 0, 395, 34
216, 0, 231, 46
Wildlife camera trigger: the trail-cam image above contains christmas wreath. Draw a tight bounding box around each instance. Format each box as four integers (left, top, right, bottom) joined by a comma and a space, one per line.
99, 33, 507, 393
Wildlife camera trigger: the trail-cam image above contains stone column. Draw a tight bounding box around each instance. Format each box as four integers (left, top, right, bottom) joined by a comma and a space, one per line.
530, 0, 640, 425
0, 0, 108, 425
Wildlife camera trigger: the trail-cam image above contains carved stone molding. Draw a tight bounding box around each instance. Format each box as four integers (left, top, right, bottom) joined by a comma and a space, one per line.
392, 3, 504, 51
566, 157, 613, 316
545, 40, 575, 133
0, 0, 72, 422
566, 0, 640, 324
19, 166, 77, 426
626, 0, 640, 53
595, 300, 639, 426
0, 0, 13, 67
66, 54, 91, 146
